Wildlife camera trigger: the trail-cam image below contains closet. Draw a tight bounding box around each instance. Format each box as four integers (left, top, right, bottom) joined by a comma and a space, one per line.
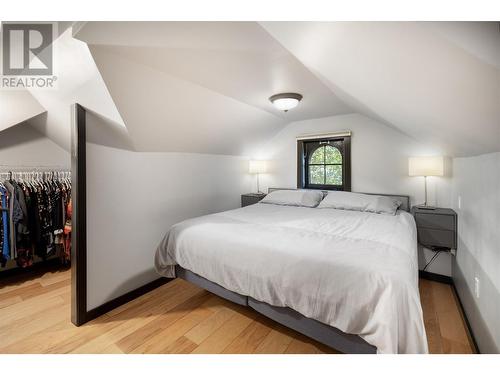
0, 167, 72, 274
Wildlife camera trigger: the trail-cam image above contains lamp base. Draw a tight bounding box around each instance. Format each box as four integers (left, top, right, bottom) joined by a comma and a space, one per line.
415, 205, 437, 210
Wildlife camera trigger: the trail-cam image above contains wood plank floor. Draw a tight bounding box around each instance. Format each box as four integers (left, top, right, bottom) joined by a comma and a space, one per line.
0, 268, 475, 354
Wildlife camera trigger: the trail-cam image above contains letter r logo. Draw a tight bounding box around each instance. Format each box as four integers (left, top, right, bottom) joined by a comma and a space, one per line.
2, 23, 53, 76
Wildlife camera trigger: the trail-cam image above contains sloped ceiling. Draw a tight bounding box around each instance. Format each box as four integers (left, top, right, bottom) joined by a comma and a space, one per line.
87, 45, 286, 155
260, 21, 500, 157
0, 23, 122, 151
2, 22, 498, 157
74, 22, 353, 154
427, 22, 500, 69
0, 90, 45, 132
27, 27, 125, 151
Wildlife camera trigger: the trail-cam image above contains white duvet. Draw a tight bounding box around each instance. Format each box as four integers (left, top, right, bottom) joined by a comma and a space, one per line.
155, 203, 428, 354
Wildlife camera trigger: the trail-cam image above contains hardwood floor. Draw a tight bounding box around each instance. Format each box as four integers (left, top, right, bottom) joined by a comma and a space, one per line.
0, 268, 475, 354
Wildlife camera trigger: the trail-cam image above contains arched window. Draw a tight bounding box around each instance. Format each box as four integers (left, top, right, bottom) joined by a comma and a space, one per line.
297, 135, 351, 191
308, 144, 343, 186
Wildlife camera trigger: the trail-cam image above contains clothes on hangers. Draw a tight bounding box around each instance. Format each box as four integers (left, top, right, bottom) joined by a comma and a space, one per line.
0, 185, 10, 266
64, 197, 72, 261
0, 171, 72, 269
2, 180, 17, 259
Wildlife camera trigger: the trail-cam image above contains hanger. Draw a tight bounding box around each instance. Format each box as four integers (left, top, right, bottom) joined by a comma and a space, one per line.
0, 168, 70, 188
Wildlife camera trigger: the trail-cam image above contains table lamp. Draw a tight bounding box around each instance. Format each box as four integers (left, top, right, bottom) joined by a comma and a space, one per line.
249, 160, 267, 194
408, 156, 444, 209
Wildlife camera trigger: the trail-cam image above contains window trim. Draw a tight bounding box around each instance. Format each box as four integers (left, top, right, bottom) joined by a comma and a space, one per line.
297, 135, 351, 191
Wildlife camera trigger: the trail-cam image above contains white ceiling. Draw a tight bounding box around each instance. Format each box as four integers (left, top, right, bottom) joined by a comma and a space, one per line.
0, 90, 45, 132
260, 21, 500, 156
426, 22, 500, 69
0, 25, 124, 151
75, 22, 352, 122
27, 27, 125, 150
88, 44, 287, 155
1, 21, 499, 157
73, 21, 353, 155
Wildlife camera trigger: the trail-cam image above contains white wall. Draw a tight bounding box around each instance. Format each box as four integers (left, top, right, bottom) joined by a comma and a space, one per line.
85, 142, 252, 310
255, 113, 451, 207
0, 123, 70, 167
254, 113, 454, 276
451, 152, 500, 353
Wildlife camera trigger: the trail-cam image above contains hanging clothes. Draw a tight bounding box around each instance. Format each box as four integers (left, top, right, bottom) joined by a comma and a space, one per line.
3, 180, 17, 259
13, 179, 31, 267
64, 197, 72, 261
0, 170, 71, 269
0, 185, 10, 266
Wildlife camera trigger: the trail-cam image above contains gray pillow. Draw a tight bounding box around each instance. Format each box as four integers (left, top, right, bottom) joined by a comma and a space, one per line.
260, 189, 324, 208
317, 191, 401, 215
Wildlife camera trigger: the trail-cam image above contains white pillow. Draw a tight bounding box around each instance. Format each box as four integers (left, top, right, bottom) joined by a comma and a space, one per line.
260, 189, 324, 208
317, 191, 401, 215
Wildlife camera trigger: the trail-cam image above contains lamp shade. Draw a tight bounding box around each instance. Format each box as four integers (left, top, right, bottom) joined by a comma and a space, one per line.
408, 156, 444, 177
249, 160, 267, 174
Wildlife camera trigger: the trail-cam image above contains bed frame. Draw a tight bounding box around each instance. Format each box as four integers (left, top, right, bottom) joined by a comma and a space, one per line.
175, 189, 411, 354
176, 265, 376, 354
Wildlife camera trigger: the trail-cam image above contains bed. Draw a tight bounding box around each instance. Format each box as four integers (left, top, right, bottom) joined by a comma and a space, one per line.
155, 189, 428, 354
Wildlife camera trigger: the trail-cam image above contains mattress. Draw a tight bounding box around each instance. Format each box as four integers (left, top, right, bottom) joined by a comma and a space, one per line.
155, 202, 428, 353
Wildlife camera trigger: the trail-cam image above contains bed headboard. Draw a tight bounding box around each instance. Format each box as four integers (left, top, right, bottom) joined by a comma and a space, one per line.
267, 188, 411, 212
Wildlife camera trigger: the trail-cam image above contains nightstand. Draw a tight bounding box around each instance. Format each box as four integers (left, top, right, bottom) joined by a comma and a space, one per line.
241, 193, 266, 207
411, 206, 457, 250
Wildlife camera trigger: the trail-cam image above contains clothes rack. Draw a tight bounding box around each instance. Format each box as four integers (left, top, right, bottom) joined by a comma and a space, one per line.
0, 167, 72, 274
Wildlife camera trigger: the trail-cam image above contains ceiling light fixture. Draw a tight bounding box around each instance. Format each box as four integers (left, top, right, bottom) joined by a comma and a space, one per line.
269, 93, 303, 112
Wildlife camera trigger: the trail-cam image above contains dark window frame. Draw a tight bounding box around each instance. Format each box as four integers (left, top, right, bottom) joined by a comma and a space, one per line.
297, 135, 351, 191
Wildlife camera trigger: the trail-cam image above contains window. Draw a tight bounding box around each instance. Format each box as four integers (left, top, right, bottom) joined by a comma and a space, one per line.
309, 145, 343, 185
297, 135, 351, 191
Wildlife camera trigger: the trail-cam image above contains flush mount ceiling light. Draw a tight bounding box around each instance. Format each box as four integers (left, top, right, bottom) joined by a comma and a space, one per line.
269, 93, 303, 112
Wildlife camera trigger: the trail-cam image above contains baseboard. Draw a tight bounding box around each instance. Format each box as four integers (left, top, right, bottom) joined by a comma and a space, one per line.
419, 270, 453, 284
451, 282, 481, 354
419, 270, 480, 353
86, 277, 171, 322
83, 272, 480, 353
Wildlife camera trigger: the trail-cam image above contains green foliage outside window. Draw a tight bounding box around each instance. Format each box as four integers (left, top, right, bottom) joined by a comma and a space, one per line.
308, 145, 342, 185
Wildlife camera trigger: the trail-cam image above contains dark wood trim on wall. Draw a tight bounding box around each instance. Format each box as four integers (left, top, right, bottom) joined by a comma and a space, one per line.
451, 283, 480, 354
420, 270, 480, 353
419, 270, 452, 285
86, 277, 169, 321
71, 104, 88, 326
70, 103, 169, 327
344, 137, 351, 192
297, 140, 305, 189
